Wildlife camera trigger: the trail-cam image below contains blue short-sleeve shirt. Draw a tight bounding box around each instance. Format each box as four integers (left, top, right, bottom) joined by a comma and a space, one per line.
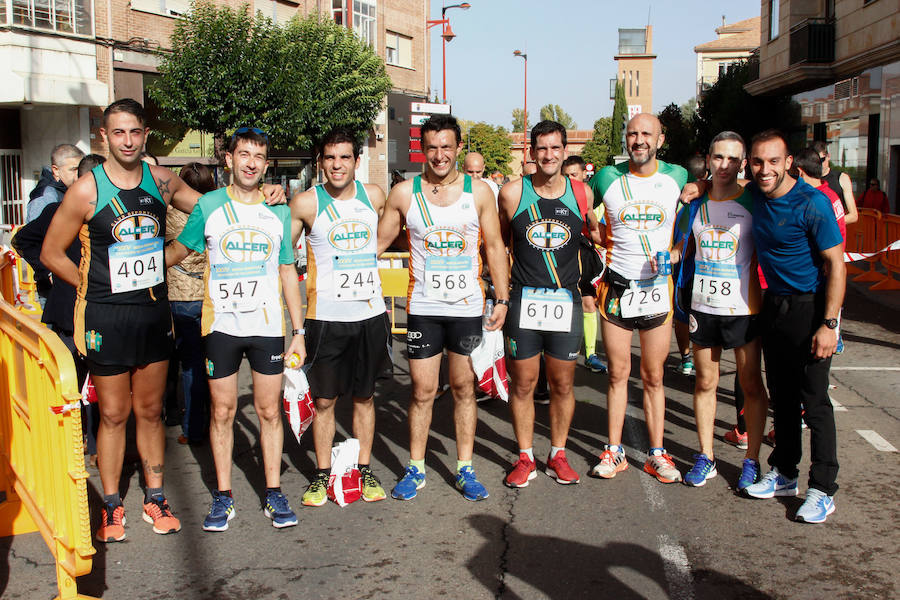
749, 178, 843, 295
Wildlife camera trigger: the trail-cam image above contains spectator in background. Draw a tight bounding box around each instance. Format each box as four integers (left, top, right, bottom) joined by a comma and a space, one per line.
859, 178, 889, 214
25, 143, 85, 308
812, 141, 858, 225
463, 151, 500, 201
27, 144, 85, 223
13, 153, 105, 466
491, 171, 504, 188
166, 162, 214, 445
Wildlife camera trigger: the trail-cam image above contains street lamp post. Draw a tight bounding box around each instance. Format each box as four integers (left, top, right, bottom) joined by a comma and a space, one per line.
427, 3, 471, 104
513, 50, 528, 159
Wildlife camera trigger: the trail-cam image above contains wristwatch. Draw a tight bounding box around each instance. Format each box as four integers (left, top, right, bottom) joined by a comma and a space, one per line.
822, 318, 838, 329
292, 328, 305, 336
496, 299, 510, 307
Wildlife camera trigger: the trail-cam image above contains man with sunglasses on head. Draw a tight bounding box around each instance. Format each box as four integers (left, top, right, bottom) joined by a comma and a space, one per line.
167, 126, 305, 531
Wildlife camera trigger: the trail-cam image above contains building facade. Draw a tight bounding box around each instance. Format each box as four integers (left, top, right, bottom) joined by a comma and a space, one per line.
694, 16, 761, 98
0, 0, 431, 225
745, 0, 899, 212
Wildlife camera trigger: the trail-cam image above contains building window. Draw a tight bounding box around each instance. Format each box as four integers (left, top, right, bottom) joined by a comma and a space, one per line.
768, 0, 779, 40
254, 0, 297, 24
635, 71, 639, 96
385, 31, 412, 68
353, 0, 376, 48
9, 0, 92, 35
628, 71, 633, 96
131, 0, 190, 18
332, 0, 344, 25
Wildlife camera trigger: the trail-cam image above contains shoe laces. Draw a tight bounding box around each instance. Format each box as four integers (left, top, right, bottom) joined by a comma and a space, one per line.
210, 493, 231, 513
104, 503, 124, 525
598, 449, 620, 464
266, 491, 290, 513
360, 467, 380, 489
805, 488, 827, 504
309, 472, 328, 492
146, 496, 172, 518
458, 466, 477, 483
692, 453, 713, 471
651, 452, 676, 468
402, 465, 422, 480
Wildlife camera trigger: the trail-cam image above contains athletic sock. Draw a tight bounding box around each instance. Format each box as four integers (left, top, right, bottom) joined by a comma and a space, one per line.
103, 493, 121, 507
265, 487, 282, 496
456, 460, 472, 472
549, 446, 565, 460
606, 444, 623, 455
409, 458, 425, 475
218, 489, 233, 498
583, 310, 598, 356
519, 448, 534, 461
144, 487, 163, 503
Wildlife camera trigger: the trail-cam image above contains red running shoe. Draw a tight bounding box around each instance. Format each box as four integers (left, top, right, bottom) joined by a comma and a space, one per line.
504, 453, 537, 488
96, 503, 126, 543
546, 450, 580, 484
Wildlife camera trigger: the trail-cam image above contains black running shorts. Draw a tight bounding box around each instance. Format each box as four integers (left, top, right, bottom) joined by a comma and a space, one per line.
406, 314, 482, 360
78, 300, 174, 375
304, 313, 391, 399
689, 311, 758, 350
203, 331, 284, 379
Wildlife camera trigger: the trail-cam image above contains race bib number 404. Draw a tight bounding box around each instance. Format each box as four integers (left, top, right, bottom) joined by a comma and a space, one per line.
210, 261, 271, 312
519, 287, 573, 332
692, 260, 741, 309
620, 277, 670, 319
333, 254, 378, 301
425, 256, 474, 302
108, 238, 163, 293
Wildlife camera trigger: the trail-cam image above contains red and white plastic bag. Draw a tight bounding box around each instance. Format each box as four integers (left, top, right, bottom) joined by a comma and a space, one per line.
470, 328, 509, 402
283, 368, 315, 444
326, 438, 361, 507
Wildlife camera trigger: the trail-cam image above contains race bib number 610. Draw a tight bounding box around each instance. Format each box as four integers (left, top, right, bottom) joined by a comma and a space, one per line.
519, 287, 573, 332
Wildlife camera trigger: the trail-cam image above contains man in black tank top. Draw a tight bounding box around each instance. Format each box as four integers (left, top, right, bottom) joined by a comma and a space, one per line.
812, 141, 858, 225
41, 99, 287, 544
498, 120, 603, 489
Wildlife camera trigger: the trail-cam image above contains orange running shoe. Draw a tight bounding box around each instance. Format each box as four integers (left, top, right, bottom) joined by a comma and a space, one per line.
96, 503, 126, 543
590, 447, 629, 479
643, 451, 682, 484
142, 496, 181, 535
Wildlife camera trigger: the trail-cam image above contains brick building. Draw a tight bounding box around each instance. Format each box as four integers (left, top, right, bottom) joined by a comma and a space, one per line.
0, 0, 431, 225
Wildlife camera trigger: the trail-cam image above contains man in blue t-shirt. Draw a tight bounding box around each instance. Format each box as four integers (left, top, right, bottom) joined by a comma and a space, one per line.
741, 130, 845, 524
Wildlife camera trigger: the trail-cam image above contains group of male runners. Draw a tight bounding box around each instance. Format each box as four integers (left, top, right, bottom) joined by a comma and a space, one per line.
39, 99, 844, 545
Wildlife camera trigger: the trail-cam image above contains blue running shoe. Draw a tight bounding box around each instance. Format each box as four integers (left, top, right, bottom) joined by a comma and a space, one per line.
743, 467, 798, 499
455, 466, 489, 501
264, 491, 298, 529
795, 488, 836, 523
737, 458, 760, 491
203, 491, 235, 532
585, 354, 608, 373
684, 453, 717, 487
391, 465, 426, 500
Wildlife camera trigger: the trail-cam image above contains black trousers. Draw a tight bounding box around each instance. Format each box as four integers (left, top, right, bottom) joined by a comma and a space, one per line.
759, 292, 839, 496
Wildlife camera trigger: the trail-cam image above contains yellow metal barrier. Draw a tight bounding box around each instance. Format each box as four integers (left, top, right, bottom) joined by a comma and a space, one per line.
1, 247, 17, 305
379, 251, 410, 335
8, 226, 42, 316
0, 280, 97, 599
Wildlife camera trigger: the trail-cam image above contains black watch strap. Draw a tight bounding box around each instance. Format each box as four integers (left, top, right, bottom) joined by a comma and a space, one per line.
496, 299, 510, 307
823, 318, 838, 329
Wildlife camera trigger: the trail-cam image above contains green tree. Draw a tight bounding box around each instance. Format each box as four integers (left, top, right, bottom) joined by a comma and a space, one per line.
149, 2, 391, 162
657, 103, 698, 167
609, 81, 628, 156
581, 117, 612, 168
457, 122, 514, 175
511, 108, 532, 133
694, 61, 801, 154
539, 104, 576, 129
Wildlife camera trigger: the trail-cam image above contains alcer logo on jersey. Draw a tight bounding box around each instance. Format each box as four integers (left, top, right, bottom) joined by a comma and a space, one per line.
220, 227, 275, 262
328, 220, 372, 251
526, 219, 571, 250
698, 227, 739, 261
111, 212, 160, 242
619, 203, 666, 231
423, 228, 467, 256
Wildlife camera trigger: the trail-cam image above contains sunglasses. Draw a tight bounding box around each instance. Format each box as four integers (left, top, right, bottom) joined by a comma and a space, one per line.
233, 126, 268, 141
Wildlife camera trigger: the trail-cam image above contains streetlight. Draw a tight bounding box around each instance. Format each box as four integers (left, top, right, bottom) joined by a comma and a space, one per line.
513, 49, 527, 159
427, 2, 471, 104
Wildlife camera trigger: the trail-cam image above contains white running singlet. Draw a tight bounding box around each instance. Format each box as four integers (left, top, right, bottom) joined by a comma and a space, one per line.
405, 174, 484, 317
590, 160, 687, 280
305, 181, 385, 322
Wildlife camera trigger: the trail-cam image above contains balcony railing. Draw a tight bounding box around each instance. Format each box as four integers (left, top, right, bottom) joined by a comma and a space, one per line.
789, 18, 835, 65
0, 0, 93, 36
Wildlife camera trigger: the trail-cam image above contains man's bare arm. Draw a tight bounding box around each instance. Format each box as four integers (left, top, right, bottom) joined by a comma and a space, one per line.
811, 244, 846, 359
364, 183, 387, 218
838, 172, 858, 225
280, 263, 306, 365
40, 178, 94, 287
151, 165, 200, 214
166, 240, 191, 269
289, 189, 317, 246
476, 182, 509, 331
377, 181, 408, 255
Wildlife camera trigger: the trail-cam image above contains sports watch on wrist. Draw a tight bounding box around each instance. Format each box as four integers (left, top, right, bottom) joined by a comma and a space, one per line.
822, 318, 838, 329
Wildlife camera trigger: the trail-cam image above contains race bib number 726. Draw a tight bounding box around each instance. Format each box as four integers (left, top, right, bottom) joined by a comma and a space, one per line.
619, 277, 670, 318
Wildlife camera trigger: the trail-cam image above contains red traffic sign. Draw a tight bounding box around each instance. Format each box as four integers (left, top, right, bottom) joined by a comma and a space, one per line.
586, 163, 595, 172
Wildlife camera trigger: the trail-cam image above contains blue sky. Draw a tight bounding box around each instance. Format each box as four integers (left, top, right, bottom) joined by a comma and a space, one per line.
428, 0, 761, 130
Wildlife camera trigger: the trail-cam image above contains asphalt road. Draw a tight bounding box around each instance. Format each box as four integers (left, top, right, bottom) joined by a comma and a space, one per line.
2, 282, 898, 599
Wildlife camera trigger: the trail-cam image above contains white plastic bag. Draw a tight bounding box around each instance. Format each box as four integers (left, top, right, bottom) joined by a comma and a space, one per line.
327, 438, 361, 507
283, 368, 315, 445
470, 328, 509, 402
